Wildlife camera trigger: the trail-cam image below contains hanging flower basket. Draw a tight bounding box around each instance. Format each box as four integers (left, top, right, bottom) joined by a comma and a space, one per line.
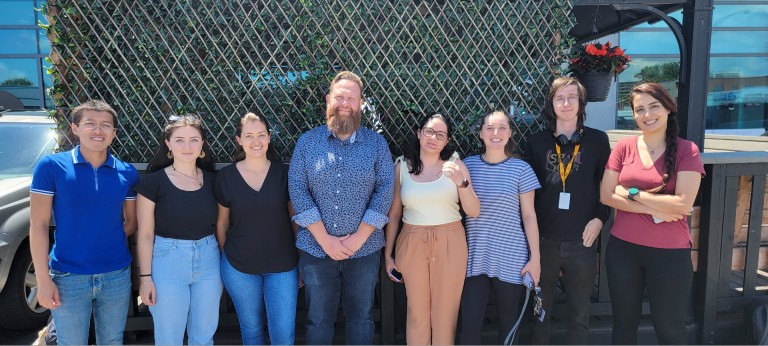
567, 41, 630, 102
578, 71, 612, 102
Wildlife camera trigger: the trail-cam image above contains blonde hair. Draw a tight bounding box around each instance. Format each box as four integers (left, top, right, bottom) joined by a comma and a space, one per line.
328, 71, 363, 97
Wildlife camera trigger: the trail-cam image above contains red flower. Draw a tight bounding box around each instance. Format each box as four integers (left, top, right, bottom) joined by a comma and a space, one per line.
567, 41, 631, 76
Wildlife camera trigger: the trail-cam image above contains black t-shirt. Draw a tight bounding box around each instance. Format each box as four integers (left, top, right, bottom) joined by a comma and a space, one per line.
214, 162, 297, 274
135, 169, 217, 240
524, 127, 611, 240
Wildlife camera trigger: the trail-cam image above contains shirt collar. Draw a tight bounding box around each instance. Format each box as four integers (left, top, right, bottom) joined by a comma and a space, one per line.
325, 126, 362, 143
71, 145, 117, 168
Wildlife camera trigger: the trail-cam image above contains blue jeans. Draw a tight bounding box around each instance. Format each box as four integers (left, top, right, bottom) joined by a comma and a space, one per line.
49, 265, 131, 345
221, 253, 299, 345
298, 249, 381, 345
149, 235, 222, 345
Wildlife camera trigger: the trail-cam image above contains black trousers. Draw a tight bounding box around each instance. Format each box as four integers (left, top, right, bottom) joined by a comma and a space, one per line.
531, 239, 597, 345
606, 236, 693, 345
459, 275, 525, 345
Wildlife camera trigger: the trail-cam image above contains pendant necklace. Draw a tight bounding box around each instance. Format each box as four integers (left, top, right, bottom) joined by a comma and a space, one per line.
172, 165, 202, 187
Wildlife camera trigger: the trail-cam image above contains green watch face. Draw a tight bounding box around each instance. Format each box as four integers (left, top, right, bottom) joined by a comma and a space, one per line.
628, 187, 639, 195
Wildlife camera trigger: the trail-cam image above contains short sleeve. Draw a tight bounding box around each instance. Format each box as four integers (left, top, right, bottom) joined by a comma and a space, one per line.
606, 137, 631, 173
676, 139, 706, 175
214, 166, 231, 208
517, 161, 541, 194
30, 156, 56, 196
125, 164, 139, 200
134, 171, 160, 202
280, 163, 290, 202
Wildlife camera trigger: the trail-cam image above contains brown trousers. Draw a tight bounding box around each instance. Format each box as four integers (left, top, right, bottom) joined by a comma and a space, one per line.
395, 221, 468, 345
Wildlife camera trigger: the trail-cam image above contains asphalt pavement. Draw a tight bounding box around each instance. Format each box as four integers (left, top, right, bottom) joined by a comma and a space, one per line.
0, 326, 42, 345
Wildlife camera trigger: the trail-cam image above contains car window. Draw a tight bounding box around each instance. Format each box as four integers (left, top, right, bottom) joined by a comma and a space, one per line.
0, 123, 56, 178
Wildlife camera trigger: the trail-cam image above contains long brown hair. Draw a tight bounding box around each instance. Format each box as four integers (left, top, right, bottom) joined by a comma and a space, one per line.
629, 83, 679, 185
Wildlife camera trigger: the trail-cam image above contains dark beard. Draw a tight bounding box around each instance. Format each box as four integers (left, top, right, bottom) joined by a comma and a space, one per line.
326, 104, 361, 136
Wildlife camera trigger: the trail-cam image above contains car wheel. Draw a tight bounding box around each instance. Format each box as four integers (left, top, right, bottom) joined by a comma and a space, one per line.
0, 244, 50, 329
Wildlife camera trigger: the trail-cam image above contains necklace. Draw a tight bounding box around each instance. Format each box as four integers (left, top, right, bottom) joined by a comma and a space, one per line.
644, 139, 664, 155
172, 165, 202, 187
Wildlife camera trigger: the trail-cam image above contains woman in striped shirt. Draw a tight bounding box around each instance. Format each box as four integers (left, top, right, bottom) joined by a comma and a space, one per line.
459, 110, 542, 345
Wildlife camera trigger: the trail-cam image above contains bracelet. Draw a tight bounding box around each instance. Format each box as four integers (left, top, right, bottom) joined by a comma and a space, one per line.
139, 274, 152, 277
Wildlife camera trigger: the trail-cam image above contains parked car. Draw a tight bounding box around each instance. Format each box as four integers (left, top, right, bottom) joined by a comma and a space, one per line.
0, 110, 57, 329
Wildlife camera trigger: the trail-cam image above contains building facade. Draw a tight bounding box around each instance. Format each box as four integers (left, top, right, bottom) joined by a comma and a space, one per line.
613, 1, 768, 135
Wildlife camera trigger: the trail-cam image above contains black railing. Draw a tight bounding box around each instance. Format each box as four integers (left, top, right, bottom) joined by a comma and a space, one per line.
695, 151, 768, 344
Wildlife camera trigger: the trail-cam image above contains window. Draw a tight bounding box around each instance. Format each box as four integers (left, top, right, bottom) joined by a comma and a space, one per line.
0, 30, 38, 54
0, 58, 42, 109
707, 57, 768, 130
617, 2, 768, 131
0, 0, 53, 109
0, 0, 35, 25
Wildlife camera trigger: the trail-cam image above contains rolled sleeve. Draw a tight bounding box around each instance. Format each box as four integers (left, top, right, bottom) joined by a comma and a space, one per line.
293, 207, 322, 228
288, 135, 322, 226
361, 208, 389, 229
363, 136, 394, 228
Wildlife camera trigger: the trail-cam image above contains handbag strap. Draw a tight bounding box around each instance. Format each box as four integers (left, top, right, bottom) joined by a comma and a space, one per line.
504, 287, 531, 345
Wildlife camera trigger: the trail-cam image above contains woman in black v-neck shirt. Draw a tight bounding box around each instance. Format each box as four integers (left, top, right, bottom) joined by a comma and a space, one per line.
214, 113, 298, 345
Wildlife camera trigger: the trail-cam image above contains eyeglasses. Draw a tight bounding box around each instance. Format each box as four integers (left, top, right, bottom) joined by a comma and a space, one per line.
422, 127, 448, 141
78, 122, 115, 132
554, 96, 579, 105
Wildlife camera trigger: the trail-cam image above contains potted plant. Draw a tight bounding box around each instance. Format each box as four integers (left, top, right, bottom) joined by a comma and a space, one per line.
568, 41, 631, 102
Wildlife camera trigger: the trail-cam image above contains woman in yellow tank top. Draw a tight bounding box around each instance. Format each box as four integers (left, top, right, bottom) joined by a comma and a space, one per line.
384, 113, 480, 345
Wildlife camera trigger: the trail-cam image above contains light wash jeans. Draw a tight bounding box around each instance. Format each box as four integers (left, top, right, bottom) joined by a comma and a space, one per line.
221, 253, 299, 345
149, 234, 222, 345
49, 265, 131, 345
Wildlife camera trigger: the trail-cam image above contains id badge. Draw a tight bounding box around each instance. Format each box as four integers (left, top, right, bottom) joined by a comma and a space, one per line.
558, 192, 571, 210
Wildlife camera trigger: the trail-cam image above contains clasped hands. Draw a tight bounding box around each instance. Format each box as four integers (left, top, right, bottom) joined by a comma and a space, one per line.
319, 232, 366, 260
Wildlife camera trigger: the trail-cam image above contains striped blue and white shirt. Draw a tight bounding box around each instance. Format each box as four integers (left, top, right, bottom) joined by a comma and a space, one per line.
464, 155, 540, 284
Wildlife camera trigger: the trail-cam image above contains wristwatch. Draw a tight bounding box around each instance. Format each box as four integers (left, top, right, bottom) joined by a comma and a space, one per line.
458, 179, 470, 189
627, 187, 639, 201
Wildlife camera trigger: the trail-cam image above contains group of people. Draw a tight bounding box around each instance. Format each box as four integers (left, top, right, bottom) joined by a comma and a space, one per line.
29, 70, 703, 345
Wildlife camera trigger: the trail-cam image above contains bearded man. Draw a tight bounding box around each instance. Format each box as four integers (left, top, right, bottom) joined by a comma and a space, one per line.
288, 71, 394, 345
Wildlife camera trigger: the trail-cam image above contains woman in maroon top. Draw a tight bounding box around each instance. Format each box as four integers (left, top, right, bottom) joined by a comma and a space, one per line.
600, 83, 705, 344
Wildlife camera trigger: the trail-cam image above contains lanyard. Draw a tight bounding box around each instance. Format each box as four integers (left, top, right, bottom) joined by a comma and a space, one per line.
555, 143, 580, 192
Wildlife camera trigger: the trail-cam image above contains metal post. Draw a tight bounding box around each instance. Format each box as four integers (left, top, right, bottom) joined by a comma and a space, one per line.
678, 0, 714, 151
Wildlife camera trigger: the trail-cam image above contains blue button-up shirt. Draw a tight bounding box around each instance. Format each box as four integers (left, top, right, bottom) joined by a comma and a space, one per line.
289, 126, 394, 258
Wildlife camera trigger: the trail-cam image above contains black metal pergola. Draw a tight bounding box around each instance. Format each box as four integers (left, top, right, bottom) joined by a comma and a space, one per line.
571, 0, 714, 152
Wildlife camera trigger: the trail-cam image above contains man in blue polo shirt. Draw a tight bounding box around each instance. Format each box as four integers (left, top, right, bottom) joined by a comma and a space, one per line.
29, 100, 139, 345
